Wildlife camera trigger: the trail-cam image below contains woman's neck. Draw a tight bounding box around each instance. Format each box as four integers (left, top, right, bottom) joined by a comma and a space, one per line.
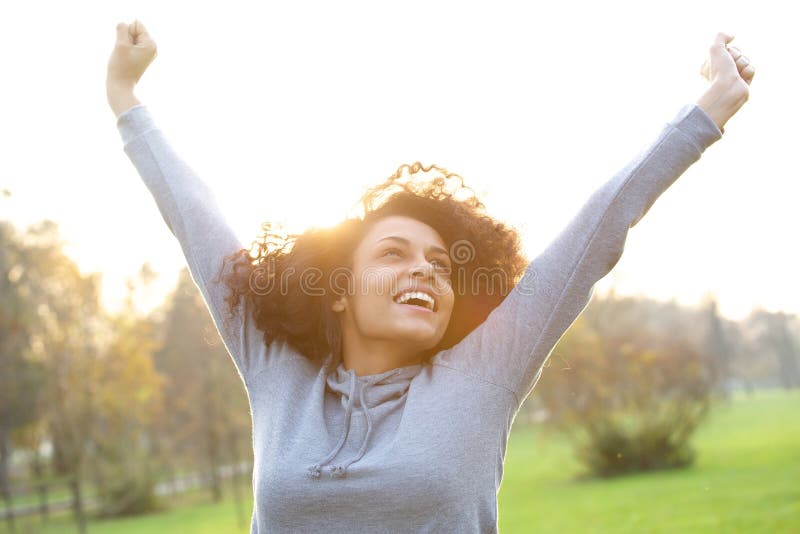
340, 336, 423, 376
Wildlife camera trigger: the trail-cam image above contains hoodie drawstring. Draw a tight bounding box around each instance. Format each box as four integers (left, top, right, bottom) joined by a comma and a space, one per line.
306, 371, 357, 479
307, 368, 404, 480
327, 379, 374, 478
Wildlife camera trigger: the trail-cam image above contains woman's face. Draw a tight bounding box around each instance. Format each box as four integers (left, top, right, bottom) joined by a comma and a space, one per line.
333, 215, 456, 355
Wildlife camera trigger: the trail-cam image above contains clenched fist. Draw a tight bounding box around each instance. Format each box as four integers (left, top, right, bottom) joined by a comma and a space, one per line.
695, 32, 755, 133
106, 20, 157, 117
700, 33, 755, 88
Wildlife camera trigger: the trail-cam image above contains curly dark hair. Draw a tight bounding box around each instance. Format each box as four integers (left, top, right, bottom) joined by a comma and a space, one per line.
216, 161, 529, 367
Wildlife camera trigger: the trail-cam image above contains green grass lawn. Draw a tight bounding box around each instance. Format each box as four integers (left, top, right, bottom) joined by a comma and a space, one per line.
4, 483, 255, 534
4, 388, 798, 533
498, 388, 800, 533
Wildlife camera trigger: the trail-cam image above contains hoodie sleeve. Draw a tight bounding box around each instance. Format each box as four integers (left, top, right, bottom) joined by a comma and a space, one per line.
116, 104, 268, 384
431, 103, 723, 410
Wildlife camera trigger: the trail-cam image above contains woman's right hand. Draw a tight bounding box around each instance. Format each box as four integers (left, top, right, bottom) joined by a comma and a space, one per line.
106, 20, 157, 117
695, 32, 754, 133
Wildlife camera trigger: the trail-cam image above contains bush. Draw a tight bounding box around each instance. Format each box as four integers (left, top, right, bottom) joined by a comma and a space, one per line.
95, 471, 165, 518
571, 399, 708, 477
532, 298, 724, 478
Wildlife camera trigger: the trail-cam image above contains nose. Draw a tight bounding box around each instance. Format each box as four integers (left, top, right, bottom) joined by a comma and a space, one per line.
409, 258, 436, 279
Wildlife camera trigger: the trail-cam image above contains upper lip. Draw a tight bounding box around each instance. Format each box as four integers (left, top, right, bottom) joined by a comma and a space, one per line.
393, 285, 438, 312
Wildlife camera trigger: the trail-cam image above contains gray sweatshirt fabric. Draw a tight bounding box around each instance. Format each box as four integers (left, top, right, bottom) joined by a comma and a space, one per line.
116, 103, 722, 532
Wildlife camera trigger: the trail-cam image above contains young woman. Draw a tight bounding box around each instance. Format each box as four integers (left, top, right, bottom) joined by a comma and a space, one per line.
107, 20, 754, 533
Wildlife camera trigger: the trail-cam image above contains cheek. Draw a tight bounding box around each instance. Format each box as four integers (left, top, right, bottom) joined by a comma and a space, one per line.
437, 280, 455, 311
351, 268, 396, 312
348, 275, 398, 335
354, 266, 398, 299
441, 294, 456, 320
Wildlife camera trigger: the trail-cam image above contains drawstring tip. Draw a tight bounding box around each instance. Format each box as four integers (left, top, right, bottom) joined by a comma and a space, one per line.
306, 464, 322, 479
328, 465, 347, 478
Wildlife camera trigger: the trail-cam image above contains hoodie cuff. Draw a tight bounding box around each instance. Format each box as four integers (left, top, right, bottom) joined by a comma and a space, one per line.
669, 103, 723, 155
116, 104, 157, 145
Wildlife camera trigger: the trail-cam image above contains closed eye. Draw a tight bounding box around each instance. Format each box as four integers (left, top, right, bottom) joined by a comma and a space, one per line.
382, 248, 451, 272
382, 247, 403, 258
431, 258, 450, 269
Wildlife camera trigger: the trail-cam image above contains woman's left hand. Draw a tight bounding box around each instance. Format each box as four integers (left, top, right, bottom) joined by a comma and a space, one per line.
696, 32, 755, 132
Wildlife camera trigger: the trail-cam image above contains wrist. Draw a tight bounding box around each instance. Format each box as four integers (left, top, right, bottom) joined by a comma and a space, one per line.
106, 81, 141, 118
695, 80, 748, 132
106, 78, 136, 94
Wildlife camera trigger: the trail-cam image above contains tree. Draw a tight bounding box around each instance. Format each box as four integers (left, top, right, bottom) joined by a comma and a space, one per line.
5, 220, 105, 533
151, 268, 251, 503
89, 265, 166, 518
702, 295, 734, 398
744, 309, 800, 389
0, 221, 48, 531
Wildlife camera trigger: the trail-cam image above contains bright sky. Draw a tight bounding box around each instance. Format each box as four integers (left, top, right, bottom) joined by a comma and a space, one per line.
1, 0, 796, 321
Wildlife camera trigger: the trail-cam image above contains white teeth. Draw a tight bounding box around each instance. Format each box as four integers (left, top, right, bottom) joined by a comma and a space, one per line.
394, 291, 435, 310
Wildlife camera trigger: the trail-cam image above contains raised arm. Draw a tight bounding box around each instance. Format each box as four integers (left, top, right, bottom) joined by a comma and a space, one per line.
107, 20, 268, 384
431, 32, 755, 411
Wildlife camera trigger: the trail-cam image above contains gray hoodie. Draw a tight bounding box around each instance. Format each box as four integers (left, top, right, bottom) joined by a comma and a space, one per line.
116, 102, 722, 532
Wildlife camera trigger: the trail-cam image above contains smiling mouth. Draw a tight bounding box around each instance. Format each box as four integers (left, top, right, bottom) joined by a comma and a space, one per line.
395, 301, 434, 313
393, 291, 437, 312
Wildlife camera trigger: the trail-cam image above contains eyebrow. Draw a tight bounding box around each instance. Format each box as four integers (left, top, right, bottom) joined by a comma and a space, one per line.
376, 236, 450, 258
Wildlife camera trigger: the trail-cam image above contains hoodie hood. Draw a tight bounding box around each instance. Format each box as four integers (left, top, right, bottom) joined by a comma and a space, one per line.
306, 356, 423, 480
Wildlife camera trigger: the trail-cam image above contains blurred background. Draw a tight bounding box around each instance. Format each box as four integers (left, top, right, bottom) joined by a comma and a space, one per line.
1, 0, 797, 532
